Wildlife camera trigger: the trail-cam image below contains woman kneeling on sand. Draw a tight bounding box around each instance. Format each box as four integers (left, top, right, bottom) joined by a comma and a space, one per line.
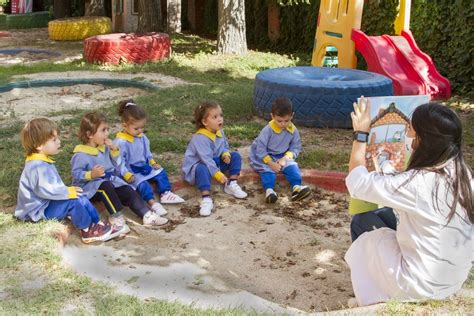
344, 98, 472, 306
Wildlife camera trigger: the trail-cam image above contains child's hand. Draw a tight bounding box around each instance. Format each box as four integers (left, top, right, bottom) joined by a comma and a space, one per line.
126, 175, 135, 183
222, 155, 231, 164
219, 175, 228, 184
269, 161, 282, 173
73, 186, 83, 196
105, 139, 118, 151
152, 163, 161, 170
277, 157, 288, 167
91, 165, 105, 178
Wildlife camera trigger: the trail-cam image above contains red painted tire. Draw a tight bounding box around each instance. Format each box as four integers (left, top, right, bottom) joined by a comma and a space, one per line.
0, 32, 10, 38
83, 32, 171, 65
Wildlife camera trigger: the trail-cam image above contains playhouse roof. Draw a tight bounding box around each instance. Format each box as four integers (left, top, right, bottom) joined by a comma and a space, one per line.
371, 103, 410, 125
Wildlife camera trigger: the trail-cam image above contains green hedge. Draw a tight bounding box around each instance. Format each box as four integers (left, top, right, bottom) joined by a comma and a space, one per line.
0, 11, 51, 29
411, 0, 474, 97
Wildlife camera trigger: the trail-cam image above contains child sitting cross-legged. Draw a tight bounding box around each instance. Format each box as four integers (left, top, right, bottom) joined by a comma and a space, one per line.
250, 97, 311, 203
15, 118, 113, 244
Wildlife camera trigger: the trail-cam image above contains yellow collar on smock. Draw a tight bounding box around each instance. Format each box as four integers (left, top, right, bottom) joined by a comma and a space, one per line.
73, 144, 106, 155
196, 128, 223, 141
269, 120, 295, 134
116, 132, 142, 143
25, 153, 55, 163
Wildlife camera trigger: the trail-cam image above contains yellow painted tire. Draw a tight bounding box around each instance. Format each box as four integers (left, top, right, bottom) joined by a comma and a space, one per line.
48, 16, 112, 41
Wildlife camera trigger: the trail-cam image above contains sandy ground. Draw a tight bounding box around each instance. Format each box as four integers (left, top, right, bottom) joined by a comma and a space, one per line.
0, 71, 191, 124
65, 182, 354, 313
0, 28, 83, 65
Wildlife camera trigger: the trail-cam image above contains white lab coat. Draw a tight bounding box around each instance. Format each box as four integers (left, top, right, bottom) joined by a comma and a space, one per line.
344, 165, 472, 306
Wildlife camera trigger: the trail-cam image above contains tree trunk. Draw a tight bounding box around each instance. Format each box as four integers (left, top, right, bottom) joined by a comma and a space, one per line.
267, 0, 280, 42
167, 0, 181, 33
137, 0, 163, 32
53, 0, 71, 19
85, 0, 105, 16
217, 0, 247, 55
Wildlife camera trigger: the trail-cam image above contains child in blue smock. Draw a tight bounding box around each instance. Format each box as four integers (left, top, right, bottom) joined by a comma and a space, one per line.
15, 118, 112, 243
250, 98, 311, 203
114, 99, 184, 215
71, 112, 168, 228
182, 101, 247, 216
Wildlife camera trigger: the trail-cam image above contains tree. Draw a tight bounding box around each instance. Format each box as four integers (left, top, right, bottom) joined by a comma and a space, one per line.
217, 0, 247, 54
167, 0, 181, 33
85, 0, 105, 16
53, 0, 71, 19
137, 0, 163, 32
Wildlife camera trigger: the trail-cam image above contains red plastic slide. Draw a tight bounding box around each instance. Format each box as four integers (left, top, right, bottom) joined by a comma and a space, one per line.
351, 29, 450, 100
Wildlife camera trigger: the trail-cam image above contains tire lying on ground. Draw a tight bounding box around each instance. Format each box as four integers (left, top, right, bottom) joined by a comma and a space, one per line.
48, 16, 111, 41
253, 66, 393, 128
84, 33, 171, 65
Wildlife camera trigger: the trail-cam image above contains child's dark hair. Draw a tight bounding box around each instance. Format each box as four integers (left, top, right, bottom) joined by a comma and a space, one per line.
21, 118, 59, 155
118, 99, 147, 123
271, 98, 293, 117
192, 101, 220, 129
78, 112, 107, 144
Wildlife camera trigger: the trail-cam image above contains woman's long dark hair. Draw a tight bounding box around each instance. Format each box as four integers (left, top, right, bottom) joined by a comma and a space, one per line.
407, 103, 472, 224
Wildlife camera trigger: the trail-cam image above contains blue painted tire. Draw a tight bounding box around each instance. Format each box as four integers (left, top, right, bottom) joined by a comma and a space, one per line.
253, 66, 393, 128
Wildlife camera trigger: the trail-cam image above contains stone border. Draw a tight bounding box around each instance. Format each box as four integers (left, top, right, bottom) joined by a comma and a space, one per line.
173, 168, 348, 192
0, 48, 61, 57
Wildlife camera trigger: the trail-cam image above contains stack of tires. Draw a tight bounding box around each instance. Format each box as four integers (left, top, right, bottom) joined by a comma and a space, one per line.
83, 33, 171, 65
48, 16, 111, 41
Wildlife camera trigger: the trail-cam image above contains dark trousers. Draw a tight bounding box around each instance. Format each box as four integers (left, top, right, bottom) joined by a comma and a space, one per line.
44, 196, 99, 230
350, 207, 397, 242
91, 181, 149, 218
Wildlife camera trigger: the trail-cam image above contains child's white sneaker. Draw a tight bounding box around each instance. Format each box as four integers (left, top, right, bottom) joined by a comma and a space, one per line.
151, 202, 168, 216
199, 197, 213, 217
160, 191, 185, 204
143, 211, 168, 226
265, 188, 278, 203
224, 181, 248, 199
108, 215, 131, 238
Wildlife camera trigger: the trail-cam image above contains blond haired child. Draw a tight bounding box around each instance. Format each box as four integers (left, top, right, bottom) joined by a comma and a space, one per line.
114, 99, 184, 216
15, 118, 112, 243
182, 101, 247, 216
71, 112, 168, 228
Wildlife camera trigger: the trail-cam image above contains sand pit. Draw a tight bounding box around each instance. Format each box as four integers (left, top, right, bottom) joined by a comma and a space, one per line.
63, 182, 354, 313
0, 71, 192, 124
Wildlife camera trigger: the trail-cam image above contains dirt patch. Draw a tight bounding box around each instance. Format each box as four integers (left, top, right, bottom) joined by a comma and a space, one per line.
0, 28, 83, 65
66, 182, 354, 312
0, 71, 192, 124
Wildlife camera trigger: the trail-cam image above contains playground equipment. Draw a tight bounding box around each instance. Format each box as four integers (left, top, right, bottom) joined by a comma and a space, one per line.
253, 66, 392, 128
83, 33, 171, 65
312, 0, 451, 100
48, 16, 111, 41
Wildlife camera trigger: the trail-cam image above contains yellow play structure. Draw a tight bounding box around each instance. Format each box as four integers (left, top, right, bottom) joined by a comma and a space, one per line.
311, 0, 450, 100
311, 0, 412, 68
